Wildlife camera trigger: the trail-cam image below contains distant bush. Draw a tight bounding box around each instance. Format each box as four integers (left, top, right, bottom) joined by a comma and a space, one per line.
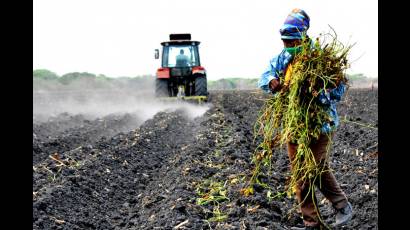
33, 69, 59, 80
208, 78, 259, 90
33, 69, 155, 92
59, 72, 97, 85
346, 73, 377, 88
347, 73, 366, 81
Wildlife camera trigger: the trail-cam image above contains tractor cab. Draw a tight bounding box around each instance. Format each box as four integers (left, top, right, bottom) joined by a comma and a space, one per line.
162, 41, 200, 68
154, 34, 207, 101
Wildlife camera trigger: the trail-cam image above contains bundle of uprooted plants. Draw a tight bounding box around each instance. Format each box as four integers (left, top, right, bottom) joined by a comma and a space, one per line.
243, 29, 352, 213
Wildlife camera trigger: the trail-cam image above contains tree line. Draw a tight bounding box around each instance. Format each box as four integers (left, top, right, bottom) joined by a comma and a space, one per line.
33, 69, 376, 90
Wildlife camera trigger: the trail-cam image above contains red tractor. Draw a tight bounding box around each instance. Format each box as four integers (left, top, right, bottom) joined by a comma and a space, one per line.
154, 34, 208, 102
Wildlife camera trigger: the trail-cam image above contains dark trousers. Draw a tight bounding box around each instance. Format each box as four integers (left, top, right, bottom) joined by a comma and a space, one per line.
287, 133, 348, 227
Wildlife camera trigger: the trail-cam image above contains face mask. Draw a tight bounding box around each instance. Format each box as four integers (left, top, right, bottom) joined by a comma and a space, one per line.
284, 45, 302, 56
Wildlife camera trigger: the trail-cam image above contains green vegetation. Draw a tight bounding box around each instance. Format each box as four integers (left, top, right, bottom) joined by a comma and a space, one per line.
33, 69, 59, 80
207, 78, 259, 90
347, 73, 366, 81
196, 180, 229, 222
33, 70, 154, 91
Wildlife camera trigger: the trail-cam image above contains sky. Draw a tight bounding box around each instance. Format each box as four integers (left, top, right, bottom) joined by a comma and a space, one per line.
33, 0, 378, 80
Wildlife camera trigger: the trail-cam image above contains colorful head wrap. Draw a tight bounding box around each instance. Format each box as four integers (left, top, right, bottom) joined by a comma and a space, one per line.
279, 8, 310, 40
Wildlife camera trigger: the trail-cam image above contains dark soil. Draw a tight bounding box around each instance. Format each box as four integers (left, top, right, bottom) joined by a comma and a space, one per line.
33, 113, 143, 165
33, 89, 378, 229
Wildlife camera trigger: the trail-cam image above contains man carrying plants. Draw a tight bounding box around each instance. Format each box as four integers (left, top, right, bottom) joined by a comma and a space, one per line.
256, 9, 353, 230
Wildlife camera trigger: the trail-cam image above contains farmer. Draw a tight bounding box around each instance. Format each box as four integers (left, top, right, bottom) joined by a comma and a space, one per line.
258, 9, 353, 230
176, 49, 190, 67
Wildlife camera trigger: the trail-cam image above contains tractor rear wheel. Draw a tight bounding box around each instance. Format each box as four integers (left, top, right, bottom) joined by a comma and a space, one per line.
155, 78, 169, 97
194, 76, 207, 96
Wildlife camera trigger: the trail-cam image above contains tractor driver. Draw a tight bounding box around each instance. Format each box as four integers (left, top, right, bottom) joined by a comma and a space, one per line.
176, 49, 190, 67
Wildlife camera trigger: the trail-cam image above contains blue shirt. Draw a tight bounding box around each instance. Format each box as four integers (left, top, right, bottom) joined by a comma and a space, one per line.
258, 42, 346, 133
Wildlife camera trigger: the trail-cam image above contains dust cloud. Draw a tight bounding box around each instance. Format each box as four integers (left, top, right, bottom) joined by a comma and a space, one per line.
33, 77, 210, 124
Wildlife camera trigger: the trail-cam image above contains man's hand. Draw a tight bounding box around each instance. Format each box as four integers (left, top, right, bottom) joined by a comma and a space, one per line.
269, 79, 281, 92
335, 78, 341, 86
326, 79, 342, 92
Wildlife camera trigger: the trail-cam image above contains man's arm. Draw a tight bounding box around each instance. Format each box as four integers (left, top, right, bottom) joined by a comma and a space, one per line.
258, 54, 288, 94
258, 62, 279, 94
259, 50, 294, 94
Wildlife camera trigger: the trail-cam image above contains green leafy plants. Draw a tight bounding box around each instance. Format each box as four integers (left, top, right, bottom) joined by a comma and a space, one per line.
196, 180, 230, 222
